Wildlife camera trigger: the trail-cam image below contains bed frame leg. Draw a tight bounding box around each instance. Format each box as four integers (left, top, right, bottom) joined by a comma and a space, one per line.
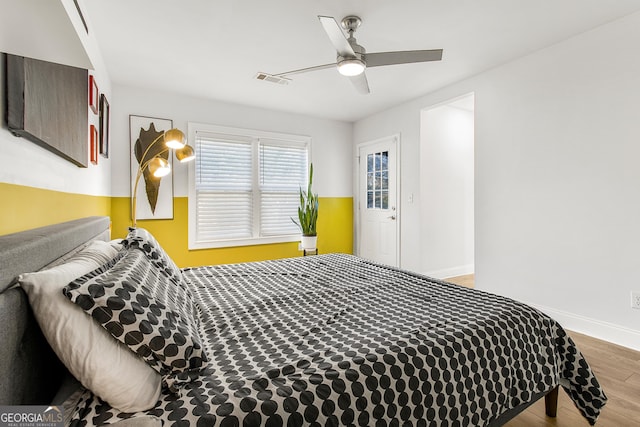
545, 386, 559, 417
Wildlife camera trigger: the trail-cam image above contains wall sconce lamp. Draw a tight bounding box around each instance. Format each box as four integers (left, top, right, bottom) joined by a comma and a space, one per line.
131, 128, 195, 226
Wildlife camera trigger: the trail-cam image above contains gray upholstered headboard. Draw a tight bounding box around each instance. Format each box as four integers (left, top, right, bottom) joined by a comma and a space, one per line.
0, 216, 111, 404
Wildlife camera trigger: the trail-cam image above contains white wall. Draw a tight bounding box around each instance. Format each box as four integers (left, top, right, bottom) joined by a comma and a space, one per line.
0, 2, 112, 197
110, 84, 353, 199
354, 11, 640, 349
420, 100, 474, 278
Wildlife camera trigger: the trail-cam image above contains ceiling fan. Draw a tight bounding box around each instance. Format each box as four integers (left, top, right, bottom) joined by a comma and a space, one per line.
266, 15, 443, 94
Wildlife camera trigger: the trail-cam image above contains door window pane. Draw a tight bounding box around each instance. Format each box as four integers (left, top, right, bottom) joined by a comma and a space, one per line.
366, 150, 389, 210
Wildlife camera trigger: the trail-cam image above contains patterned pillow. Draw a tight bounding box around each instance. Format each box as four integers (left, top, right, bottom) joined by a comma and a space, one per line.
19, 242, 161, 412
122, 227, 183, 285
63, 249, 207, 375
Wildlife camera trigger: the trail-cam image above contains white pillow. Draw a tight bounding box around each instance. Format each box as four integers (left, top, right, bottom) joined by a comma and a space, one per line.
19, 240, 161, 412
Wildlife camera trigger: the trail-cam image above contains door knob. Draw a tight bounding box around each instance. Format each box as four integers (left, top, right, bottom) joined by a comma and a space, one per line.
388, 215, 396, 220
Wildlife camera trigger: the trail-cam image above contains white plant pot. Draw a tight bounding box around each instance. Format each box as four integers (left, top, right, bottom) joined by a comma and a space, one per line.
300, 235, 317, 250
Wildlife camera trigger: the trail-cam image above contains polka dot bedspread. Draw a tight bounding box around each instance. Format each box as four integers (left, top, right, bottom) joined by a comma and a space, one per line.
69, 253, 606, 426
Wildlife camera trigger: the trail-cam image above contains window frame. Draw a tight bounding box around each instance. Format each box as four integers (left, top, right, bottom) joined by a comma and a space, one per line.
187, 122, 311, 249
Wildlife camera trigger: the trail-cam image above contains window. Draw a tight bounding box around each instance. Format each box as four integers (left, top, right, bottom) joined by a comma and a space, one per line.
188, 123, 310, 249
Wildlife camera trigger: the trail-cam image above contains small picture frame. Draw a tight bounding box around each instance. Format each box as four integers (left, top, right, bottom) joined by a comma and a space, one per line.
99, 94, 110, 157
89, 75, 99, 114
90, 124, 98, 165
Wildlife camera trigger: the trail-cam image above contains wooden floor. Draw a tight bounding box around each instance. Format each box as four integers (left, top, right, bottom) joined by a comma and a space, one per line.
445, 274, 475, 289
444, 274, 640, 426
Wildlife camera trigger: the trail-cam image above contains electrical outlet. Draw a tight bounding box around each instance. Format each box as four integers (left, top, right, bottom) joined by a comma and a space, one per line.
632, 292, 640, 309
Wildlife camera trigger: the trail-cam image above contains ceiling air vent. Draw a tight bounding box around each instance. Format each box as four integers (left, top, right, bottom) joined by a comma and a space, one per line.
255, 73, 290, 85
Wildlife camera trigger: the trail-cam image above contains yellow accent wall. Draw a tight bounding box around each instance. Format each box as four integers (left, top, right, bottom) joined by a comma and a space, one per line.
111, 196, 353, 267
1, 183, 352, 266
0, 183, 111, 235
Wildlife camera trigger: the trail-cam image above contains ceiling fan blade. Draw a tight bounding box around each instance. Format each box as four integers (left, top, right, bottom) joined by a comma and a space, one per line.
318, 15, 356, 58
275, 63, 336, 77
366, 49, 443, 67
349, 72, 370, 94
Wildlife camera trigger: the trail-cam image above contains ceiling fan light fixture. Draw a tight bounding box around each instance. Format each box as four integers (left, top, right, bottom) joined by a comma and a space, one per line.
337, 58, 365, 76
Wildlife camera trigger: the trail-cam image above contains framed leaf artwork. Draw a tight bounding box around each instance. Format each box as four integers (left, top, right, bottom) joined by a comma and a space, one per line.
129, 115, 174, 221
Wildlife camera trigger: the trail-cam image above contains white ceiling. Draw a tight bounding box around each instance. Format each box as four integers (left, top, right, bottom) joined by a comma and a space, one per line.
83, 0, 640, 122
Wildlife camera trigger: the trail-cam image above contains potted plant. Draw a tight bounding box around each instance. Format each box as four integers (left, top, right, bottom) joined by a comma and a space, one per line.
292, 163, 319, 250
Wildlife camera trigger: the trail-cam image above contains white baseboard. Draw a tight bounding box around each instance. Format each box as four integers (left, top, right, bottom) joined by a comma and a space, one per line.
530, 303, 640, 351
423, 264, 474, 280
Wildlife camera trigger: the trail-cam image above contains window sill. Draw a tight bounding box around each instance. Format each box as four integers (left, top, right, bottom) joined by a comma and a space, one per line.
188, 234, 300, 250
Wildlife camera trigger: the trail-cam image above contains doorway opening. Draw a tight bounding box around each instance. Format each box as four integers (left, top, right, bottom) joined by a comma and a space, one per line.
420, 93, 475, 281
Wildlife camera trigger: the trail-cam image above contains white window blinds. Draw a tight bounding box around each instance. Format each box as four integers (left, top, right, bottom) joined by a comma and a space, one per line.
195, 134, 253, 242
260, 140, 308, 236
191, 126, 310, 248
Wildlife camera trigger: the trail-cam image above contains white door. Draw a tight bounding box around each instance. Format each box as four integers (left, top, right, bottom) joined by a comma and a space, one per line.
358, 136, 398, 266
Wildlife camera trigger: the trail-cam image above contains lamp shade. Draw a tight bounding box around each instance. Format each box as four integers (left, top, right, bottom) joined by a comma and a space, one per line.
148, 157, 171, 177
176, 145, 196, 162
164, 128, 186, 149
337, 58, 365, 76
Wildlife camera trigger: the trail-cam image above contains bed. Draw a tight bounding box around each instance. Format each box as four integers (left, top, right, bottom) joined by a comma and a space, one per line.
0, 216, 607, 426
